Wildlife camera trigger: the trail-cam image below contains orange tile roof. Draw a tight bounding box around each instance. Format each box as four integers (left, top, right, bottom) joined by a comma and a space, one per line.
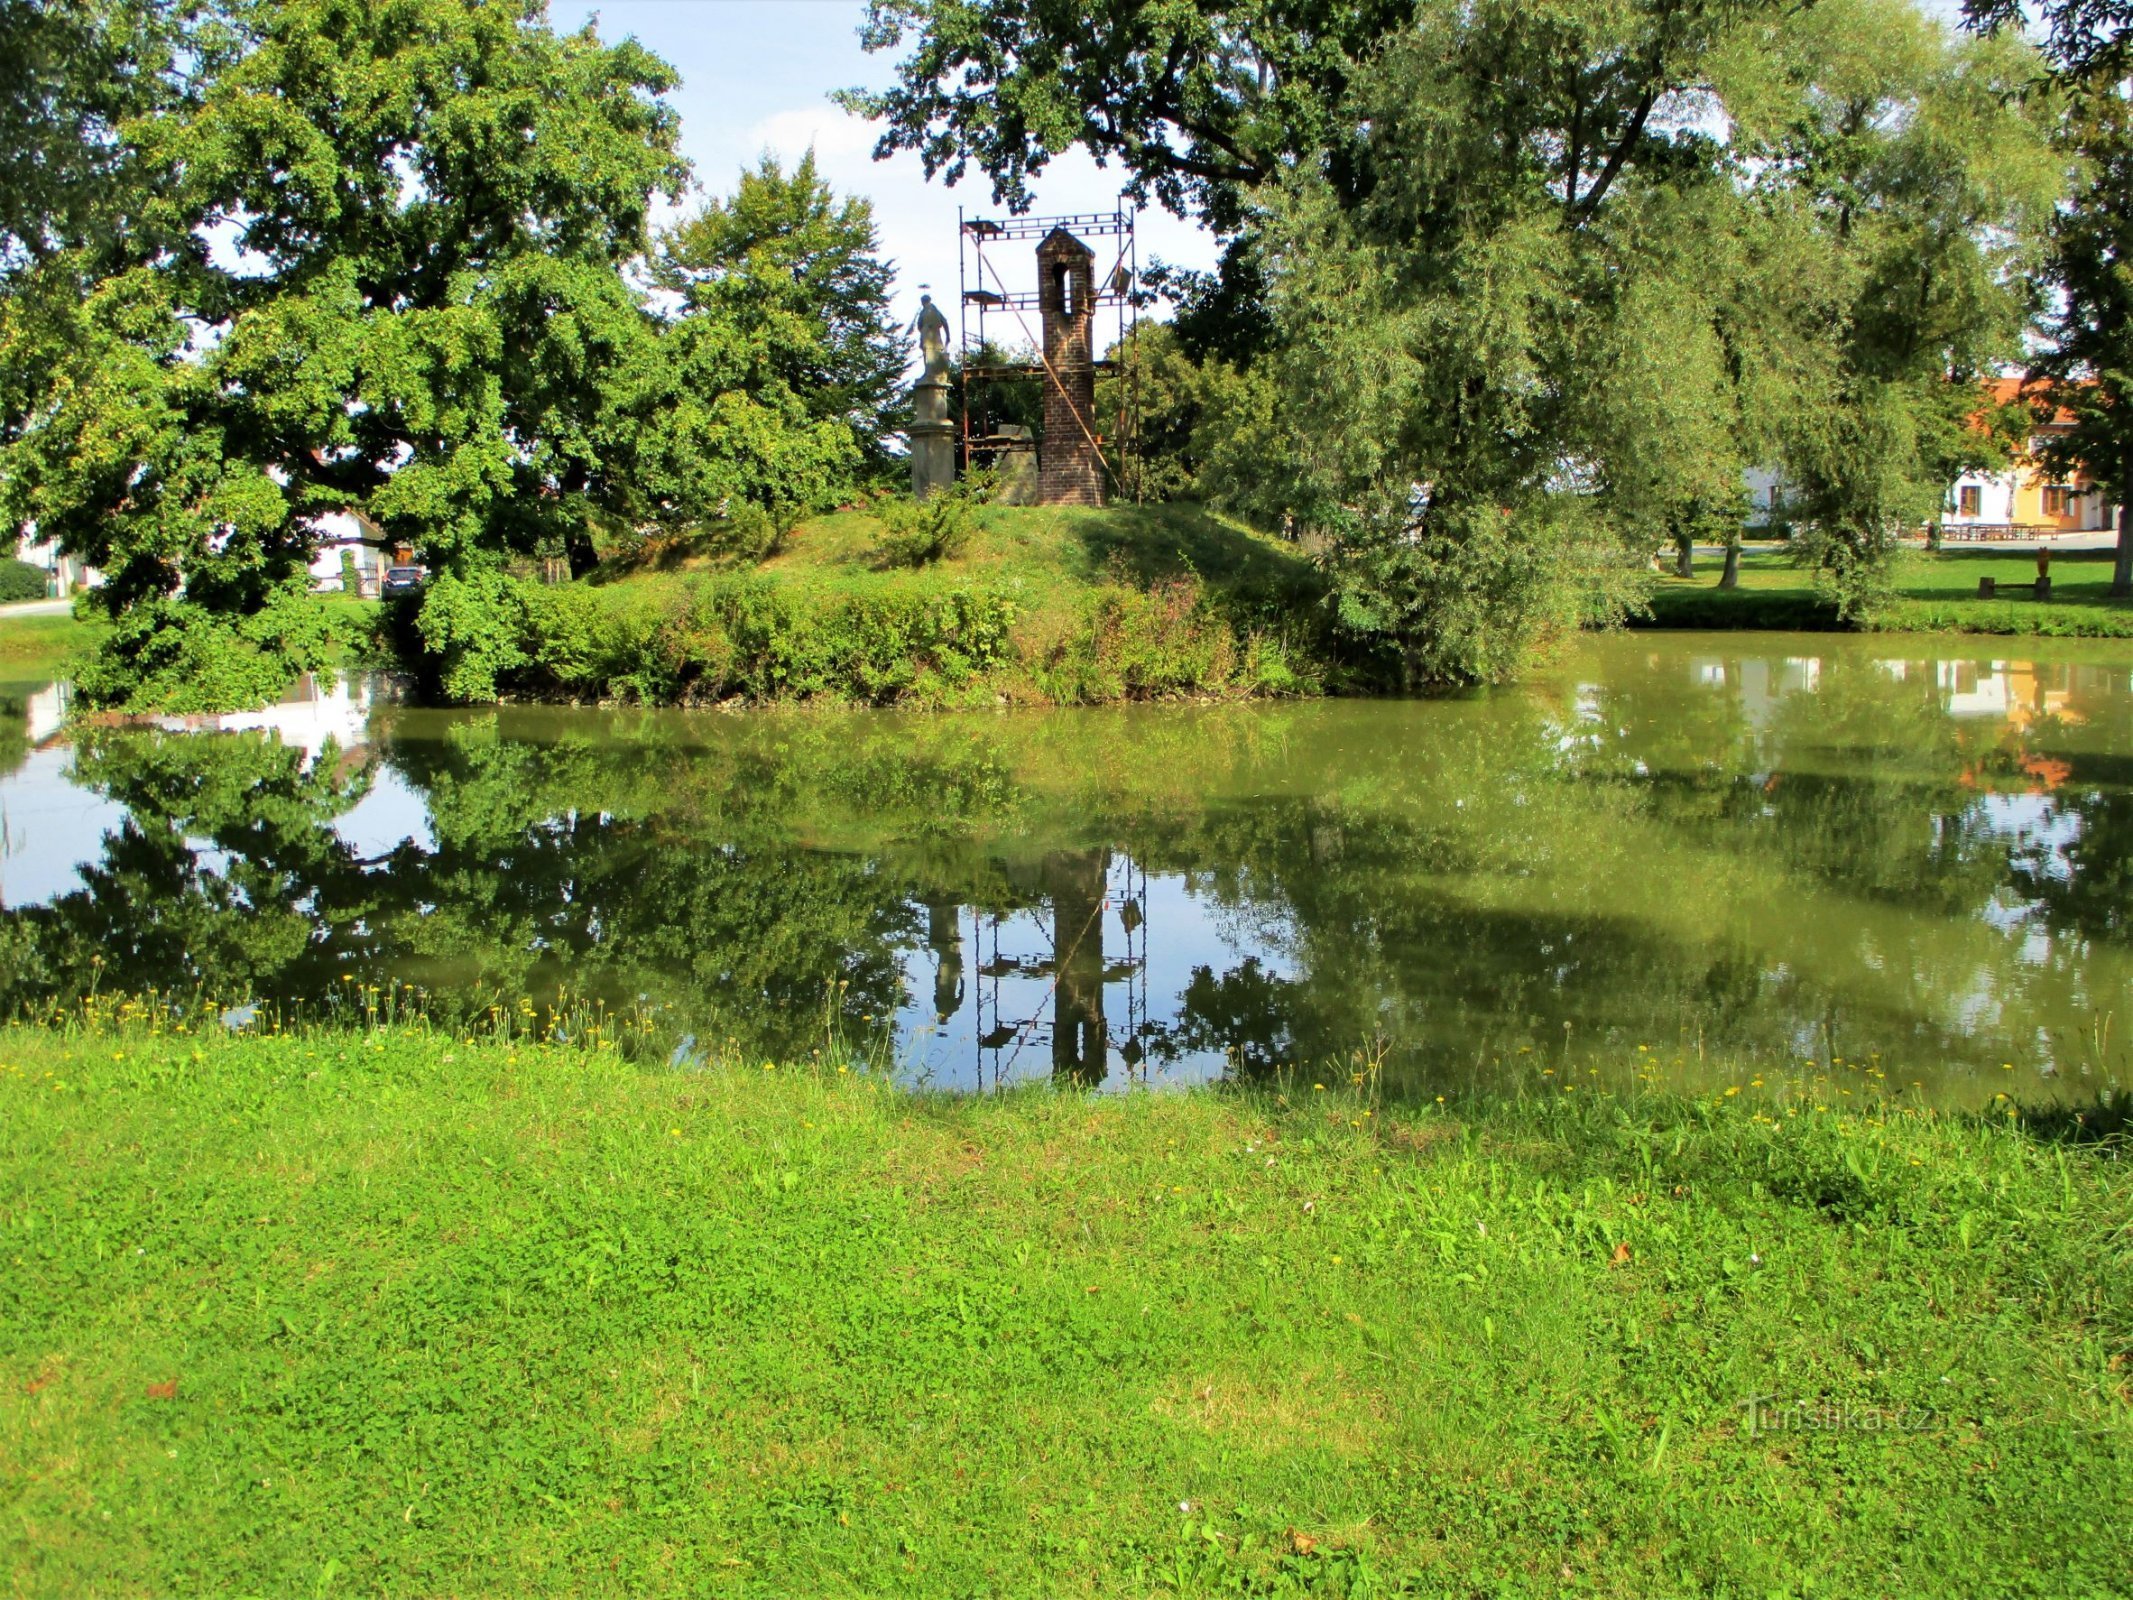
1983, 375, 2082, 428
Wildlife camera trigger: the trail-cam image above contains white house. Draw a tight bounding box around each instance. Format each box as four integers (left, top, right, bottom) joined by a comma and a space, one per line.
1747, 378, 2122, 540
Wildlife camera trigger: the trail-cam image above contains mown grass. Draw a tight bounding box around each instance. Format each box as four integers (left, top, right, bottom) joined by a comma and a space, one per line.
1645, 545, 2133, 636
3, 1023, 2127, 1597
0, 613, 103, 676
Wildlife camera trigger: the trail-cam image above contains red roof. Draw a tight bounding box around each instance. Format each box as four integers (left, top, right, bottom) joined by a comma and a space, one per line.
1984, 376, 2082, 428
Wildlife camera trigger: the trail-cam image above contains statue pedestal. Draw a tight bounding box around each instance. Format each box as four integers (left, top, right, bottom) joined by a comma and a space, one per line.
910, 376, 955, 500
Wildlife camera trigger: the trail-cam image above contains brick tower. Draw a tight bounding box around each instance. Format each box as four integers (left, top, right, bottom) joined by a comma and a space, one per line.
1035, 227, 1104, 506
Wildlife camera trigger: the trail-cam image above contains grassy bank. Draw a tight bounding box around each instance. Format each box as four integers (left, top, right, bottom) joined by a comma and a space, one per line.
4, 1026, 2127, 1597
0, 613, 102, 678
1644, 545, 2133, 636
405, 504, 1339, 707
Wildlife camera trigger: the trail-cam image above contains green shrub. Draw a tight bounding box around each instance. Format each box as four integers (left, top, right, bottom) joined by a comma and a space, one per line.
1023, 574, 1320, 704
462, 572, 1023, 707
71, 587, 340, 712
875, 476, 989, 567
0, 558, 51, 602
659, 576, 1019, 704
412, 570, 532, 703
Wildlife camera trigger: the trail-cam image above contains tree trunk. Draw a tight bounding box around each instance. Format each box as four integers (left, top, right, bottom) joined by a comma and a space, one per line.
1674, 537, 1694, 579
2117, 438, 2133, 597
1719, 541, 1740, 589
566, 525, 599, 580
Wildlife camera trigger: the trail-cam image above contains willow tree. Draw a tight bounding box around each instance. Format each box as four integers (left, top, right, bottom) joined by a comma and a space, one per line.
857, 0, 2056, 677
1970, 0, 2133, 595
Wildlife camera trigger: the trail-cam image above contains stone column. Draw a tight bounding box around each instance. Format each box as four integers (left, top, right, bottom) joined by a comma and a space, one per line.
910, 374, 956, 500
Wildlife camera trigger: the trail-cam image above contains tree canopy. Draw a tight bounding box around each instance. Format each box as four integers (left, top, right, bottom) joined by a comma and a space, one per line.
1964, 0, 2133, 595
655, 151, 909, 483
0, 1, 912, 709
863, 0, 2057, 676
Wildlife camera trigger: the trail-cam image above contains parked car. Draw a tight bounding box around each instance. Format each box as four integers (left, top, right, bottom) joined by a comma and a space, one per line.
380, 564, 427, 598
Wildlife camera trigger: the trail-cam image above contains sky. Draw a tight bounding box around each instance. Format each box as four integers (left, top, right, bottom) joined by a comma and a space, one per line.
546, 0, 1222, 338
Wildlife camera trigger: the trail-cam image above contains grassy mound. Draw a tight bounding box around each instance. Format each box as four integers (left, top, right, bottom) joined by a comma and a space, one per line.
435, 503, 1341, 707
4, 1025, 2127, 1596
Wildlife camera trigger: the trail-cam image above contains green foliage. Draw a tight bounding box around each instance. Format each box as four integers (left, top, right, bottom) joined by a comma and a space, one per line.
1965, 0, 2128, 84
873, 476, 988, 567
470, 503, 1340, 708
654, 151, 908, 482
1098, 323, 1224, 504
952, 336, 1043, 448
1022, 572, 1313, 700
0, 0, 220, 286
1741, 2, 2061, 615
860, 0, 2059, 681
0, 556, 48, 601
70, 582, 341, 713
0, 0, 697, 707
388, 550, 1333, 709
847, 0, 1387, 231
2004, 71, 2133, 595
4, 1025, 2129, 1595
1328, 498, 1643, 689
411, 568, 533, 704
409, 569, 1024, 706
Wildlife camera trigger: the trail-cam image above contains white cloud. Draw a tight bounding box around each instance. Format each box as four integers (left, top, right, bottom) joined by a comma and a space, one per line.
552, 0, 1221, 355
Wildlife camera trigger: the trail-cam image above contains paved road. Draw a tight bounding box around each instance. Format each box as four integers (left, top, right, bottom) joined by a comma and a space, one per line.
0, 599, 73, 619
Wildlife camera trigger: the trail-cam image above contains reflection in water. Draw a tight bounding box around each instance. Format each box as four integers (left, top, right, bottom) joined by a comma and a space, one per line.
1, 634, 2130, 1104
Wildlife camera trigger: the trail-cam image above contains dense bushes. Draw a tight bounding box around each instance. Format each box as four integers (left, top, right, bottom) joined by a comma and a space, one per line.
874, 477, 987, 567
0, 559, 50, 602
396, 567, 1327, 708
73, 589, 345, 713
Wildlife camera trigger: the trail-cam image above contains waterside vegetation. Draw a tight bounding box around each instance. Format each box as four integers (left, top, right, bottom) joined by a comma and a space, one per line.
398, 502, 1337, 706
3, 1021, 2128, 1597
5, 0, 2113, 711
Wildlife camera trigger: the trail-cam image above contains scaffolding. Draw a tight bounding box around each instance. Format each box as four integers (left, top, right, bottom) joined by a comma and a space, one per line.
957, 206, 1141, 495
966, 854, 1152, 1091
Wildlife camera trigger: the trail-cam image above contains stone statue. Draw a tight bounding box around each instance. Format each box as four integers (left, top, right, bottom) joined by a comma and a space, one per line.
907, 291, 955, 499
911, 293, 951, 383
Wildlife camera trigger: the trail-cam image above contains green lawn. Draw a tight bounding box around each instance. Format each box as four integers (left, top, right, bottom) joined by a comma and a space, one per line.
1646, 545, 2133, 635
0, 612, 102, 676
4, 1025, 2127, 1596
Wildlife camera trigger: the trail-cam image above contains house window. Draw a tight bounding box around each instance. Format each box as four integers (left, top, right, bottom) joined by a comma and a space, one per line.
1957, 485, 1981, 517
2043, 485, 2073, 517
1768, 484, 1781, 509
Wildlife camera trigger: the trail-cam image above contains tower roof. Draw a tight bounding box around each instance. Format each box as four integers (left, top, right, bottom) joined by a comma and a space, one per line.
1035, 226, 1094, 261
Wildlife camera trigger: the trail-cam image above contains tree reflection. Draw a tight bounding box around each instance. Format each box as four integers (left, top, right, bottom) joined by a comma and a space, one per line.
1, 639, 2128, 1096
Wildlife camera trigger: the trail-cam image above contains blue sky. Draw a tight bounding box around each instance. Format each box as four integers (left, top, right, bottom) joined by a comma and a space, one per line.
546, 0, 1222, 334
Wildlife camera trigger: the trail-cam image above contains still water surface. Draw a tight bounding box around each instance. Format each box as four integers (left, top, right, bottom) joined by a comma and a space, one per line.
3, 633, 2129, 1103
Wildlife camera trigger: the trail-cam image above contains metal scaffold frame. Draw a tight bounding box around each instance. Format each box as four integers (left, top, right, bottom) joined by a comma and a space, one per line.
956, 205, 1142, 497
967, 855, 1152, 1091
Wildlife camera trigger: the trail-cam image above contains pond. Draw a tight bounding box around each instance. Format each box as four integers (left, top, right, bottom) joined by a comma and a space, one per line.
2, 633, 2129, 1105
